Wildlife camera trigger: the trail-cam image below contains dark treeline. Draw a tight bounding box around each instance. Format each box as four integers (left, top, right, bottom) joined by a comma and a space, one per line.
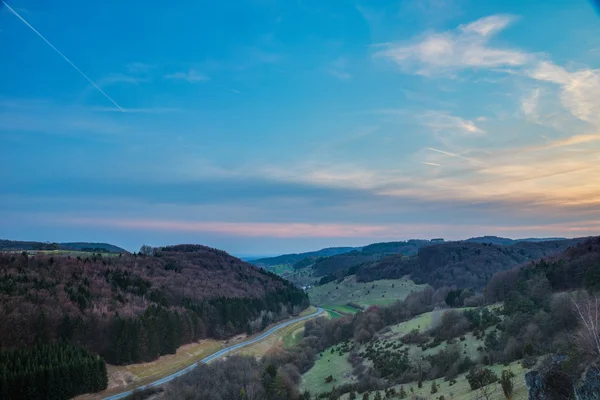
0, 342, 107, 400
108, 286, 308, 365
0, 245, 309, 367
356, 238, 583, 289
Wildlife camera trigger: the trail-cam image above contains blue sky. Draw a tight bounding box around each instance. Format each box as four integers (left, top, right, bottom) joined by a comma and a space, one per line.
1, 0, 600, 255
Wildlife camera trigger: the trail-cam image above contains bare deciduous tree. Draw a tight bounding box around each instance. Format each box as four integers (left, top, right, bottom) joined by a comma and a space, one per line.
572, 294, 600, 358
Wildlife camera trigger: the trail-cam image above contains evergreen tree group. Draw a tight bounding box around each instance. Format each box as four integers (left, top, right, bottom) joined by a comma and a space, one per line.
107, 285, 308, 365
0, 343, 107, 400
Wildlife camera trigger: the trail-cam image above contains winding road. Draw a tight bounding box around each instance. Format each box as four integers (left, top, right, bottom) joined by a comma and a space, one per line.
104, 307, 324, 400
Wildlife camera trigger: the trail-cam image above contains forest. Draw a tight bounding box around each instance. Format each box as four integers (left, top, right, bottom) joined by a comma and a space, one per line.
0, 243, 308, 393
0, 342, 107, 400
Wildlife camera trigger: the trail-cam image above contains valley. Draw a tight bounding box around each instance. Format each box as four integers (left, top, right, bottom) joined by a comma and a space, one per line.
1, 235, 599, 400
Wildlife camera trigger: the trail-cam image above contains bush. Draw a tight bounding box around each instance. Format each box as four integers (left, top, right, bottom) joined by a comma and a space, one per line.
499, 370, 515, 400
465, 367, 498, 390
401, 329, 429, 345
521, 356, 537, 369
430, 380, 438, 394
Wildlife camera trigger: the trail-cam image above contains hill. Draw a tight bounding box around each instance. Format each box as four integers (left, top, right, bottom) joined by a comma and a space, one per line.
465, 236, 567, 246
300, 240, 436, 278
0, 244, 308, 366
0, 239, 127, 253
356, 238, 584, 289
252, 246, 359, 267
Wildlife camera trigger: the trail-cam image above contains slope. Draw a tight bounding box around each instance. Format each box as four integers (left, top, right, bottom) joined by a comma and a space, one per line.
0, 244, 308, 366
357, 238, 584, 289
0, 239, 127, 253
252, 246, 359, 268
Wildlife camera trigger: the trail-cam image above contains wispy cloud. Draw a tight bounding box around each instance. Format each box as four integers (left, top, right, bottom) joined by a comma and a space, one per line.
374, 14, 530, 76
164, 68, 209, 83
98, 73, 147, 86
427, 147, 484, 164
521, 87, 541, 122
126, 62, 155, 73
528, 61, 600, 128
419, 111, 485, 135
91, 106, 181, 114
325, 57, 352, 80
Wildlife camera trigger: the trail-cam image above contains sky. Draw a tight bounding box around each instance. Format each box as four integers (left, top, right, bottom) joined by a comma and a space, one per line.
1, 0, 600, 256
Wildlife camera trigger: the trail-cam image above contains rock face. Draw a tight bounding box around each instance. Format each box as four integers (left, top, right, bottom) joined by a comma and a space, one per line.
525, 355, 570, 400
575, 363, 600, 400
525, 370, 545, 400
526, 357, 600, 400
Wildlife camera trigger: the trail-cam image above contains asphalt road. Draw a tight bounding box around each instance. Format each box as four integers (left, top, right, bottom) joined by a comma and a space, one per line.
104, 307, 324, 400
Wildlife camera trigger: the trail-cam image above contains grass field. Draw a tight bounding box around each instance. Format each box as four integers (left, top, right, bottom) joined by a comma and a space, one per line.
326, 304, 362, 315
76, 339, 227, 400
307, 275, 427, 309
228, 307, 322, 357
266, 264, 295, 275
325, 309, 344, 319
300, 345, 355, 394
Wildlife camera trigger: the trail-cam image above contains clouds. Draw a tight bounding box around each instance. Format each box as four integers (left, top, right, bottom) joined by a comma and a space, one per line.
374, 14, 530, 76
164, 68, 209, 83
419, 111, 485, 135
528, 61, 600, 128
325, 57, 352, 80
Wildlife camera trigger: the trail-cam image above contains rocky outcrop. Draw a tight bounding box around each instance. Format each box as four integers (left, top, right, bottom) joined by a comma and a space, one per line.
525, 355, 569, 400
525, 370, 544, 400
526, 356, 600, 400
574, 363, 600, 400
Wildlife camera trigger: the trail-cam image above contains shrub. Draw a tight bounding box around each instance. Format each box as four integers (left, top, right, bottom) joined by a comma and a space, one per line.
521, 356, 537, 369
499, 370, 515, 400
430, 380, 438, 394
465, 367, 498, 390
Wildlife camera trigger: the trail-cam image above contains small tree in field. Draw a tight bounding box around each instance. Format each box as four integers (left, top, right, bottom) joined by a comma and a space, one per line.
499, 369, 515, 399
431, 380, 438, 394
399, 386, 407, 398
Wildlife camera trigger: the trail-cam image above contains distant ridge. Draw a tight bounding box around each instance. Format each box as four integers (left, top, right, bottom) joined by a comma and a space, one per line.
465, 236, 567, 246
252, 246, 360, 267
0, 239, 127, 253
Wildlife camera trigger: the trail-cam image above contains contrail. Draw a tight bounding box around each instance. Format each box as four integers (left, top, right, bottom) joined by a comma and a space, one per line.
427, 147, 485, 164
1, 0, 125, 111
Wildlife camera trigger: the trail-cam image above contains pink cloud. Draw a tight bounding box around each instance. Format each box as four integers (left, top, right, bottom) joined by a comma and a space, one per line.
60, 217, 394, 238
57, 217, 600, 240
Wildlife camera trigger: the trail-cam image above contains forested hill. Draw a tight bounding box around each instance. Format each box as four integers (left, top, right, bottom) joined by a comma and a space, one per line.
0, 239, 127, 253
465, 235, 567, 245
0, 244, 308, 365
356, 238, 585, 289
252, 246, 359, 267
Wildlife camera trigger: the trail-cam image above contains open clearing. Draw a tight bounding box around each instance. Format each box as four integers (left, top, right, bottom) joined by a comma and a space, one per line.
303, 305, 504, 397
300, 345, 355, 394
307, 275, 427, 310
338, 361, 528, 400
